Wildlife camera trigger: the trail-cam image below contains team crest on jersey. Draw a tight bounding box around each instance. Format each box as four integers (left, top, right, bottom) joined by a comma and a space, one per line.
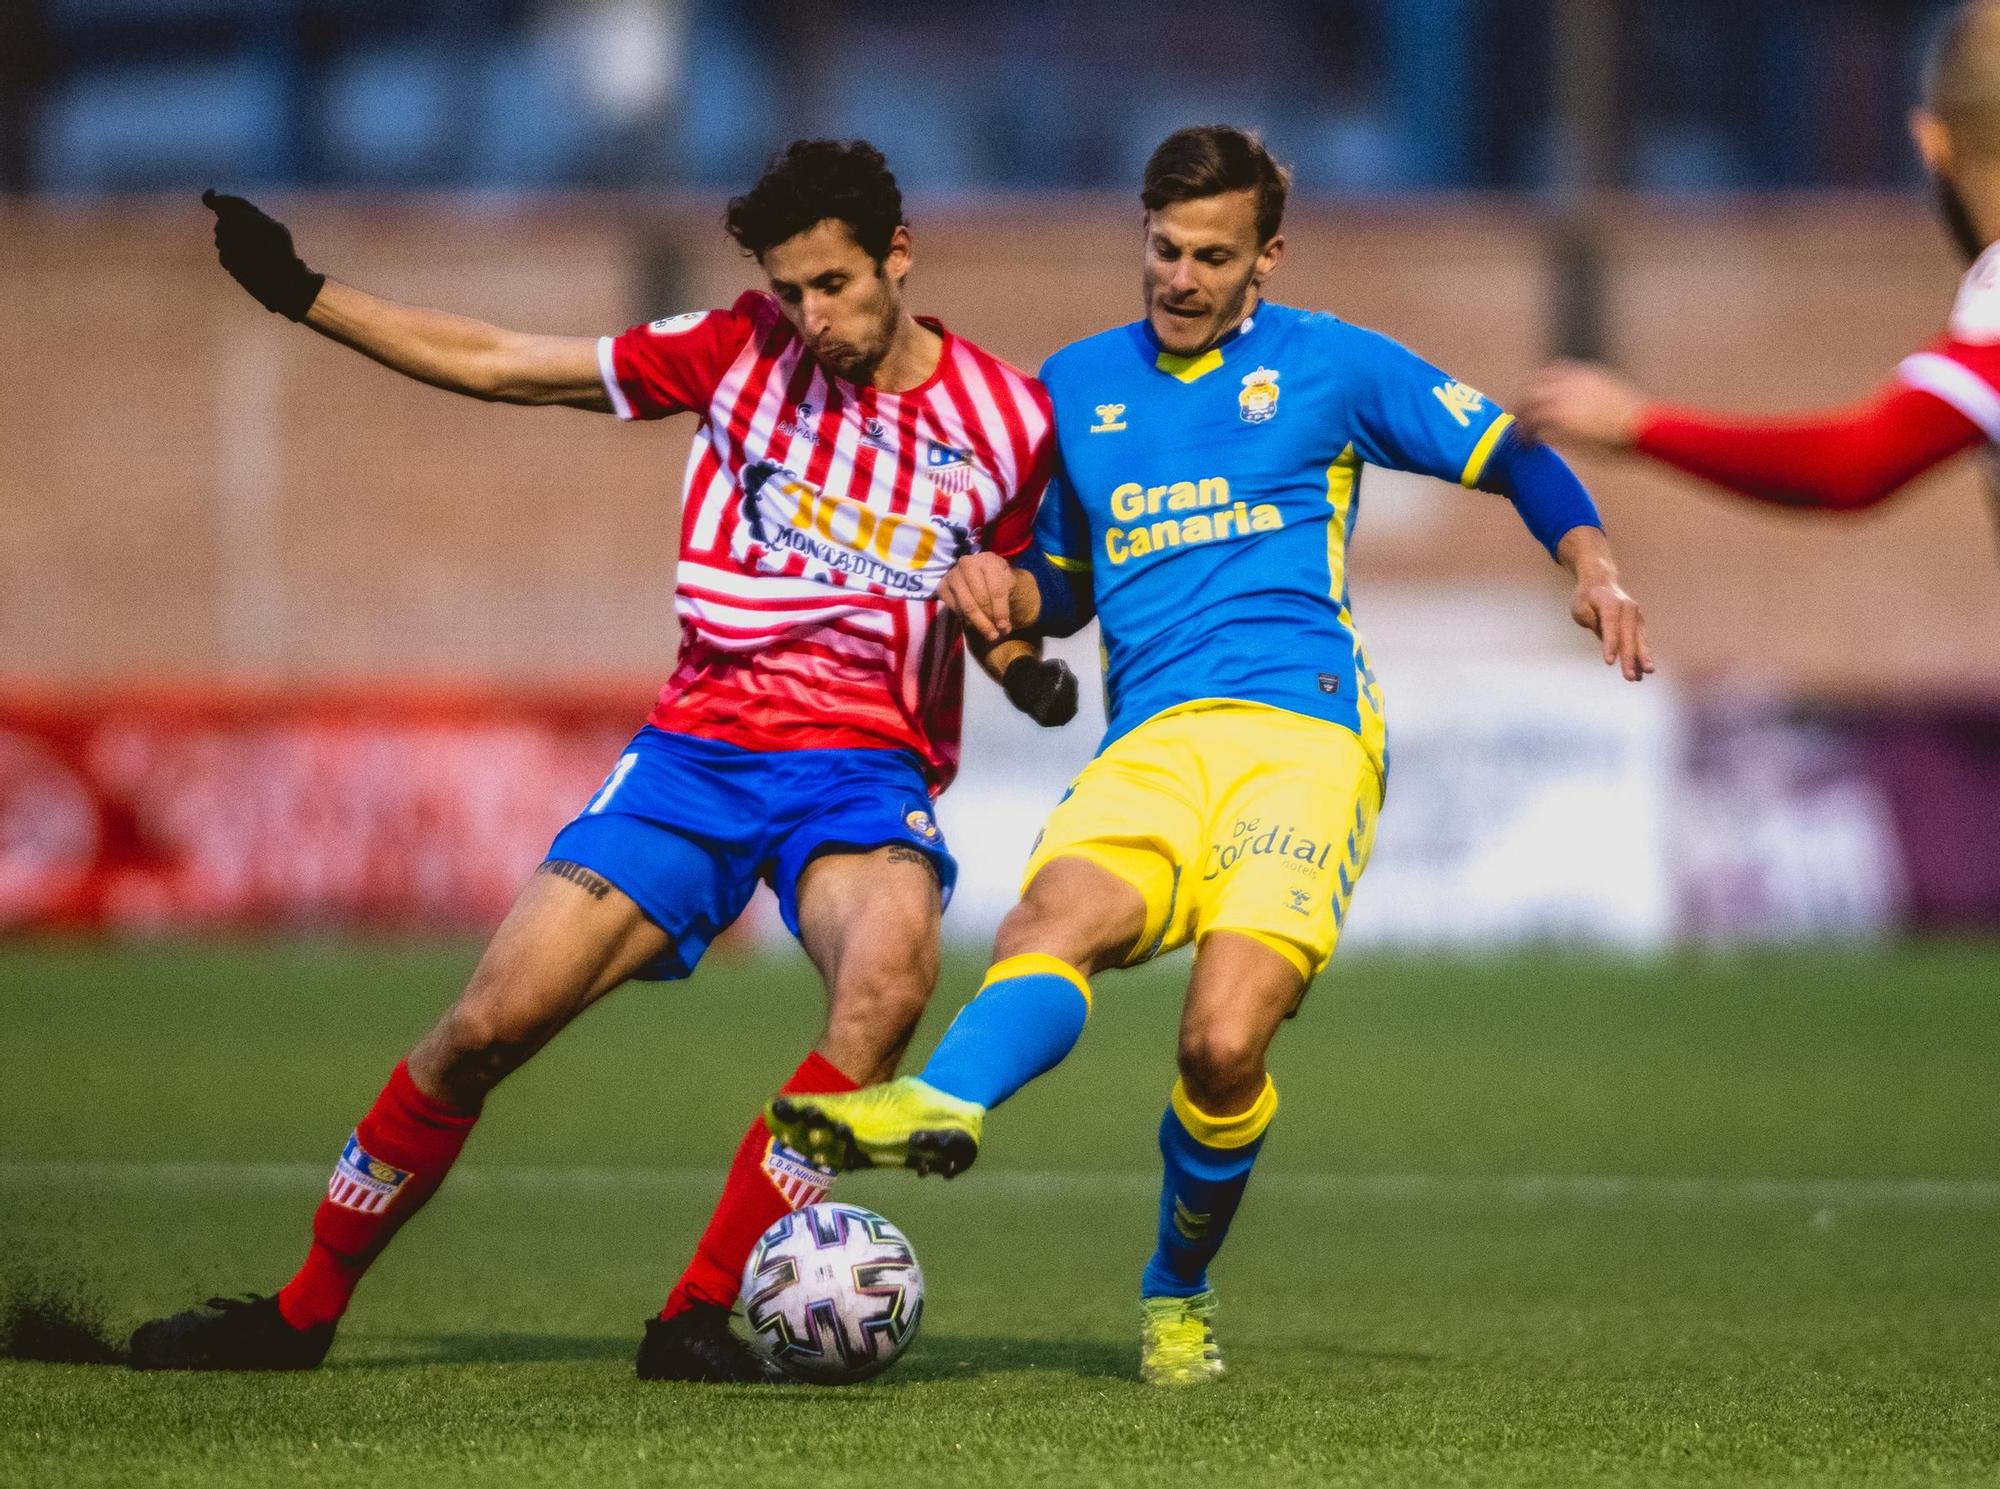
1091, 403, 1128, 433
647, 311, 710, 336
327, 1134, 410, 1216
904, 807, 941, 843
1239, 368, 1281, 424
925, 441, 975, 495
739, 460, 970, 597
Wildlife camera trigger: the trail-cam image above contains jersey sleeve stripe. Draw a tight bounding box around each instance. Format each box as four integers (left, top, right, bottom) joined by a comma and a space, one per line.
597, 336, 636, 421
1045, 551, 1092, 572
1897, 352, 2000, 442
1458, 412, 1516, 488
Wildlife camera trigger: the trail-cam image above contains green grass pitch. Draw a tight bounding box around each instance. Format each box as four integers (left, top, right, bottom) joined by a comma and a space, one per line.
3, 936, 1998, 1487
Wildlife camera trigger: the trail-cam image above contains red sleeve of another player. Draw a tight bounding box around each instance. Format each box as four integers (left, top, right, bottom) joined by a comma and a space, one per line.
1633, 373, 1984, 512
983, 386, 1057, 558
599, 295, 759, 421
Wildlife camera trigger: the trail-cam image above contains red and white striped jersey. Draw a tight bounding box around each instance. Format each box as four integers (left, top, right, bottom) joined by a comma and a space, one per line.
597, 291, 1053, 790
1899, 241, 2000, 442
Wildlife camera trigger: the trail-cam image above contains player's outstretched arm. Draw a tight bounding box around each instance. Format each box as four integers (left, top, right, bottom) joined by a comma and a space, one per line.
1557, 526, 1654, 683
1518, 361, 1982, 512
202, 190, 610, 411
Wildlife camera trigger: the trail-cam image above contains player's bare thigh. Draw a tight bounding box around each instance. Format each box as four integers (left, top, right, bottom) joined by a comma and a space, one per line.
408, 860, 671, 1107
794, 845, 943, 1084
1177, 930, 1307, 1116
994, 855, 1149, 977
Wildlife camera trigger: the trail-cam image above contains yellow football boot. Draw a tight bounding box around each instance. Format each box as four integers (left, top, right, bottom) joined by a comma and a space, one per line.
1140, 1290, 1224, 1386
765, 1077, 984, 1177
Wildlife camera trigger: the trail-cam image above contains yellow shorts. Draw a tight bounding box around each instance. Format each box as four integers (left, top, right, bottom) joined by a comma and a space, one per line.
1022, 701, 1383, 982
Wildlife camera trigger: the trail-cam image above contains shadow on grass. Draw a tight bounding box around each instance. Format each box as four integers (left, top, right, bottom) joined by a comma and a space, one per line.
335, 1330, 1439, 1379
340, 1333, 634, 1368
897, 1333, 1135, 1382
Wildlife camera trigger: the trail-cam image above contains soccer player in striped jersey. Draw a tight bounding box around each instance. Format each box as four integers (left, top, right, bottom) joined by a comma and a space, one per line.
768, 125, 1653, 1386
130, 140, 1069, 1381
1521, 2, 2000, 526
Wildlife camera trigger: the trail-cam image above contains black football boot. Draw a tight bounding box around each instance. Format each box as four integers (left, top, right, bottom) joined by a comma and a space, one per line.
128, 1294, 334, 1371
635, 1303, 788, 1384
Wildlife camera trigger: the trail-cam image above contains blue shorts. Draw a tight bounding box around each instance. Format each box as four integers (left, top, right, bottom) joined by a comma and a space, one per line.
545, 727, 956, 982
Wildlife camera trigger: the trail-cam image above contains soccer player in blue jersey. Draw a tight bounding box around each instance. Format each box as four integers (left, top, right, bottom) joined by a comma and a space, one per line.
768, 126, 1654, 1384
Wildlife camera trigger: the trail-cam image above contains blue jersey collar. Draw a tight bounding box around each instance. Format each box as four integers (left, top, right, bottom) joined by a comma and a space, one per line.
1133, 302, 1271, 382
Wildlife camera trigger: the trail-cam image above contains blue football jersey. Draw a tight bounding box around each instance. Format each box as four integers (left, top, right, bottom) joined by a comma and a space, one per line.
1034, 302, 1518, 772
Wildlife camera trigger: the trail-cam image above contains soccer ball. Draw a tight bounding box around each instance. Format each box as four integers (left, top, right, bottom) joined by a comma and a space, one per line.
740, 1202, 925, 1384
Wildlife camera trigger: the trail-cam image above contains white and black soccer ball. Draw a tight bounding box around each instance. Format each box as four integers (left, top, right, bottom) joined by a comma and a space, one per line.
740, 1202, 925, 1384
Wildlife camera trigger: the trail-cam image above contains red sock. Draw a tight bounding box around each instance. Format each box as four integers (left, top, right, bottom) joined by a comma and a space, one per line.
276, 1060, 480, 1331
660, 1051, 859, 1318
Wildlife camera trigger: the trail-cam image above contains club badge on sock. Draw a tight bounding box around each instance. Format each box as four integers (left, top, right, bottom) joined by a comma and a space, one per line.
761, 1137, 834, 1209
327, 1134, 411, 1215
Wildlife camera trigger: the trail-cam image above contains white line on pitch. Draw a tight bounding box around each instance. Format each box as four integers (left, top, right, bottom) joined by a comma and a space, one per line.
1, 1160, 1996, 1209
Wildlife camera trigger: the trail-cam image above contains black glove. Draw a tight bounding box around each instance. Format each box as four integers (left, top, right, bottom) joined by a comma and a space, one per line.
201, 188, 325, 321
1002, 655, 1079, 728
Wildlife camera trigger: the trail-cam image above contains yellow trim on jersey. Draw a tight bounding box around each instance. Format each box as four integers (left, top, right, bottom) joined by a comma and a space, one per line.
1171, 1074, 1278, 1149
1323, 443, 1361, 603
1155, 347, 1226, 384
981, 953, 1092, 1009
1044, 551, 1092, 573
1459, 412, 1516, 488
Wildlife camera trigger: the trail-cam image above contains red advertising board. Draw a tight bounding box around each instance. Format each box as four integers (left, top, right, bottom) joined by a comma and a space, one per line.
0, 689, 648, 932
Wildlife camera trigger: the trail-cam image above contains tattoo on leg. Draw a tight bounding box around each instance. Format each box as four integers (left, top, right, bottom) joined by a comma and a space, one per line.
887, 845, 939, 880
538, 859, 612, 900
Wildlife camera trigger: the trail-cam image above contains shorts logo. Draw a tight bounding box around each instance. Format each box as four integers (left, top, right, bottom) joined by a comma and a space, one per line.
1317, 673, 1341, 695
904, 808, 941, 843
1287, 887, 1312, 916
1091, 402, 1128, 434
1238, 367, 1281, 424
762, 1139, 833, 1209
327, 1134, 411, 1216
648, 311, 710, 335
1203, 817, 1334, 882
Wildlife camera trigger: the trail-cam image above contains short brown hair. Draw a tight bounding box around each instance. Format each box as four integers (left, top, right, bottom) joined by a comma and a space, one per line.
1141, 126, 1291, 243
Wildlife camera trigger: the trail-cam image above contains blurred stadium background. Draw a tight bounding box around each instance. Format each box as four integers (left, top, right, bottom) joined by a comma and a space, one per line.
3, 0, 1995, 949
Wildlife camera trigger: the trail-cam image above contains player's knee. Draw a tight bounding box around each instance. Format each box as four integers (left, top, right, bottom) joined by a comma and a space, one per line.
1176, 1021, 1268, 1106
420, 995, 540, 1098
992, 897, 1103, 969
823, 966, 932, 1080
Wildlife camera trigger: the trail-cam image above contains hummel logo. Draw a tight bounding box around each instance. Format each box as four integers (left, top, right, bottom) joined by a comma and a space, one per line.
1287, 888, 1312, 916
1091, 402, 1127, 434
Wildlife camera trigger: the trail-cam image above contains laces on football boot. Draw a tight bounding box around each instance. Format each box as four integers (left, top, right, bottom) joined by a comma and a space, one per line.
1140, 1289, 1224, 1386
636, 1305, 789, 1384
127, 1293, 334, 1371
766, 1077, 983, 1177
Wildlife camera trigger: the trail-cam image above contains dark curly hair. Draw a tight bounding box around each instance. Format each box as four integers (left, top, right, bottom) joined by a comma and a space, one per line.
725, 139, 906, 263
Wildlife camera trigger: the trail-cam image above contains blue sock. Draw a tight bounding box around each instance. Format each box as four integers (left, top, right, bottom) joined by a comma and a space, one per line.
917, 954, 1091, 1110
1141, 1076, 1278, 1299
